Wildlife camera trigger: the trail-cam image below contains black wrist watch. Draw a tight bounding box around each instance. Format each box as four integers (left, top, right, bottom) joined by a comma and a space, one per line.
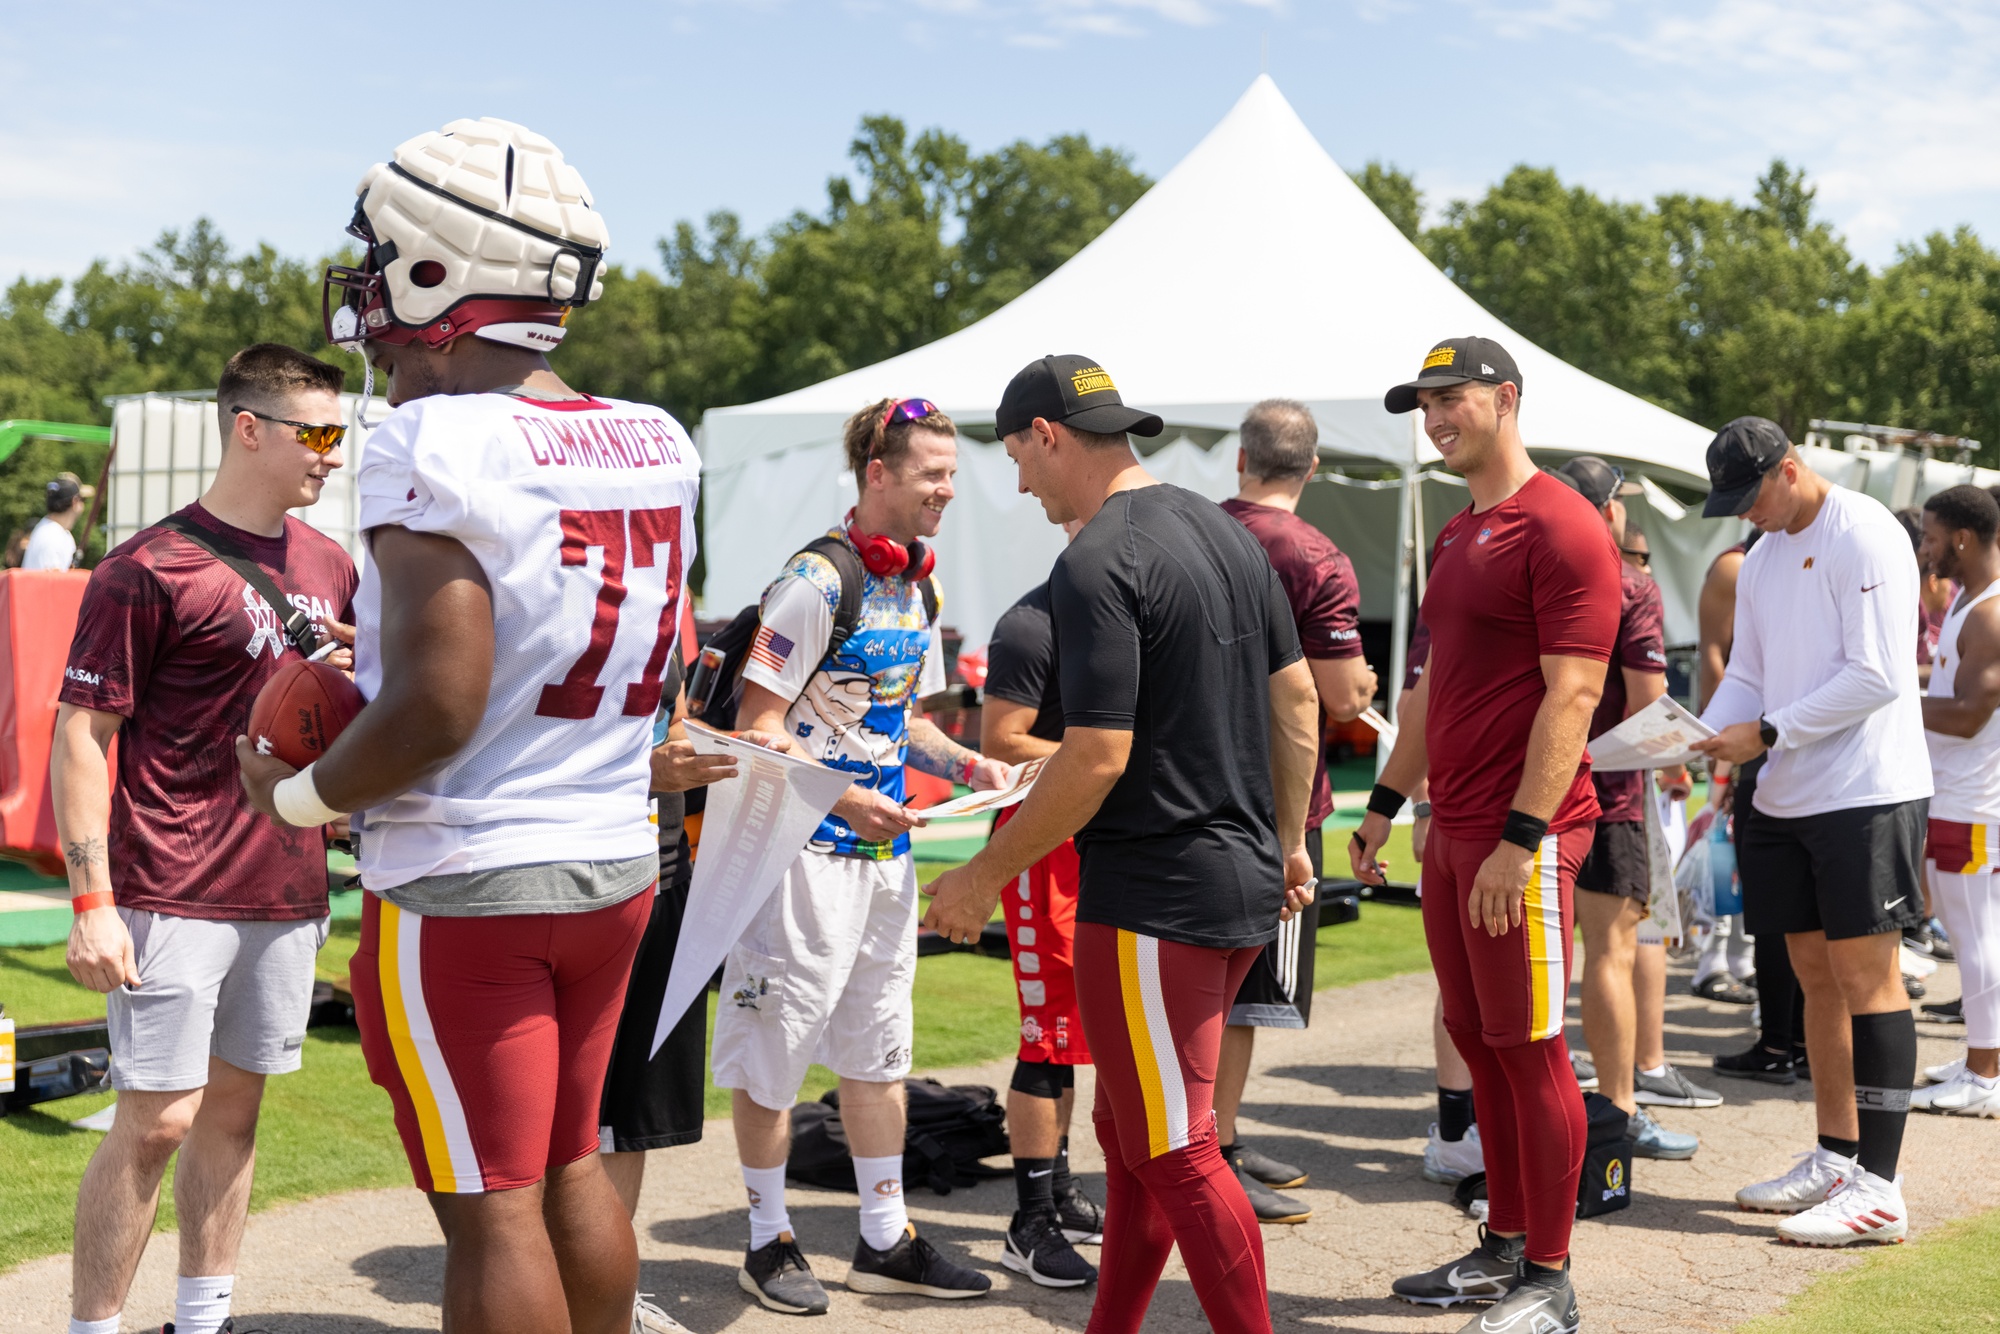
1758, 716, 1778, 749
1413, 801, 1433, 818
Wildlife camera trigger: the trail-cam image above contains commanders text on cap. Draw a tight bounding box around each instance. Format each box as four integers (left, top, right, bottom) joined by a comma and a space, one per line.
996, 354, 1164, 440
1384, 337, 1523, 415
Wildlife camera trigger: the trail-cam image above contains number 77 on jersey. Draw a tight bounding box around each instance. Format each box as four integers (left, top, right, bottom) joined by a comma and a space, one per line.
535, 506, 685, 721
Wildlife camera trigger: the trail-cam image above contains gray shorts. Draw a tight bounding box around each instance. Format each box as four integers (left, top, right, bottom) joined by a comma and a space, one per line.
106, 908, 330, 1092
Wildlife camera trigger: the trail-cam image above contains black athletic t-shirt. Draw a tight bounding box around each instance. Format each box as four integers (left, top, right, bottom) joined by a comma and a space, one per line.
985, 582, 1064, 741
1051, 484, 1303, 950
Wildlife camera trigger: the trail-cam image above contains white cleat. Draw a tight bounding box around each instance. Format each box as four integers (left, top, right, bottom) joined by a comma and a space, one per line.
1736, 1145, 1856, 1214
1776, 1167, 1908, 1247
1913, 1066, 2000, 1117
1422, 1121, 1486, 1184
1924, 1055, 1967, 1085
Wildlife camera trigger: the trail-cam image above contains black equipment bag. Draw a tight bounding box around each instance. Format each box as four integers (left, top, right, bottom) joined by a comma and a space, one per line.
1575, 1091, 1634, 1218
685, 535, 939, 731
786, 1078, 1011, 1196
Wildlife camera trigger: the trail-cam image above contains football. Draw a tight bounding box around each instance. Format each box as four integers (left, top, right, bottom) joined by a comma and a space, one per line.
247, 659, 366, 770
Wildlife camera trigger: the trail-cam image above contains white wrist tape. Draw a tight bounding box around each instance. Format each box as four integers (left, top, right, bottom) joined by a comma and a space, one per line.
272, 763, 345, 828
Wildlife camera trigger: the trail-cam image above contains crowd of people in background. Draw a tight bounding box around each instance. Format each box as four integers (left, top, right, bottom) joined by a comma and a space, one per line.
40, 113, 1994, 1334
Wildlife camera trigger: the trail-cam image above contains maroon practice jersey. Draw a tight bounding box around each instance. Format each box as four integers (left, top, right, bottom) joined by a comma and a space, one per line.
1420, 473, 1621, 840
1588, 563, 1667, 824
1221, 498, 1364, 828
60, 503, 358, 920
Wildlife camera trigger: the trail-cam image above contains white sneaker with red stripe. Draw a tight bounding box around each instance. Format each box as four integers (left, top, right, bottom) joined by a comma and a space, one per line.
1735, 1145, 1855, 1213
1776, 1167, 1908, 1247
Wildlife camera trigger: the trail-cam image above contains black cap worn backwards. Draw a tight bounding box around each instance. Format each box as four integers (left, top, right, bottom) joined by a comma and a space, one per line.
1384, 336, 1522, 414
995, 354, 1165, 440
1558, 456, 1624, 509
1702, 416, 1791, 518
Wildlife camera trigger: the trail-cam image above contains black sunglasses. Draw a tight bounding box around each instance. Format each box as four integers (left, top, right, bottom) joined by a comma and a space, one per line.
1621, 546, 1651, 566
232, 406, 346, 455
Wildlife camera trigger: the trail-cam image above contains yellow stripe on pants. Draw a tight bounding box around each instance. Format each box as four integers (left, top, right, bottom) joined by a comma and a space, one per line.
376, 901, 459, 1192
1118, 929, 1173, 1158
1524, 836, 1565, 1042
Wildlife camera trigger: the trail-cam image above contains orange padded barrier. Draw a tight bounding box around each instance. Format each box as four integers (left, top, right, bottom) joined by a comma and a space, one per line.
0, 569, 95, 877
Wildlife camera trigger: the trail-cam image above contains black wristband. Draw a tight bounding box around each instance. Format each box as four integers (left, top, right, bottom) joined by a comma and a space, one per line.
1500, 810, 1551, 852
1367, 783, 1408, 821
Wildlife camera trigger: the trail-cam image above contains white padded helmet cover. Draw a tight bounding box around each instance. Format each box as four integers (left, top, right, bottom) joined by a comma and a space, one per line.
355, 117, 609, 327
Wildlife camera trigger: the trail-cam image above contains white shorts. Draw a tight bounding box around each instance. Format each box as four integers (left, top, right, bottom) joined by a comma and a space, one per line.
106, 909, 330, 1092
711, 850, 917, 1111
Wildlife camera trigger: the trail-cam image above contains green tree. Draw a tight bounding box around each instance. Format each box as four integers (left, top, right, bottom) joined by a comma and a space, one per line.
1423, 165, 1688, 414
1350, 161, 1424, 243
1835, 227, 2000, 459
956, 134, 1150, 321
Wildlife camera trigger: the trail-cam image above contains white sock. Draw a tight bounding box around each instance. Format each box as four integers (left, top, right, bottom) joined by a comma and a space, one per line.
68, 1317, 121, 1334
742, 1164, 792, 1250
172, 1274, 234, 1334
853, 1153, 909, 1251
1638, 1063, 1668, 1079
1971, 1069, 1998, 1089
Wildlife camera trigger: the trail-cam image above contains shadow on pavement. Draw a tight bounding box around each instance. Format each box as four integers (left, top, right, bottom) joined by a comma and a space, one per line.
350, 1244, 444, 1307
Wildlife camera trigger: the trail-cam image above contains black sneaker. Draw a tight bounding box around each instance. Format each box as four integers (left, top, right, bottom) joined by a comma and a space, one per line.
1226, 1141, 1308, 1189
1712, 1043, 1798, 1085
1692, 973, 1758, 1005
1390, 1226, 1524, 1306
1001, 1209, 1097, 1288
1454, 1258, 1578, 1333
846, 1225, 991, 1299
1922, 997, 1966, 1025
739, 1232, 831, 1315
1905, 974, 1928, 1000
1055, 1181, 1104, 1245
162, 1324, 266, 1334
1904, 922, 1939, 956
1236, 1160, 1311, 1224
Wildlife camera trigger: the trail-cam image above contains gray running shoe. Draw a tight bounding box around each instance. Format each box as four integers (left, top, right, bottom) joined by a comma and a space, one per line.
846, 1225, 991, 1299
1629, 1106, 1699, 1160
1633, 1063, 1723, 1108
1391, 1226, 1524, 1307
1570, 1052, 1598, 1091
1454, 1259, 1578, 1333
1236, 1160, 1312, 1223
1226, 1141, 1308, 1189
739, 1233, 830, 1315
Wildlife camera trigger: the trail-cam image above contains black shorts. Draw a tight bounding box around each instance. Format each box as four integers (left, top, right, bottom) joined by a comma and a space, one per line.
1229, 828, 1321, 1028
598, 839, 706, 1152
1736, 797, 1928, 941
1576, 819, 1648, 903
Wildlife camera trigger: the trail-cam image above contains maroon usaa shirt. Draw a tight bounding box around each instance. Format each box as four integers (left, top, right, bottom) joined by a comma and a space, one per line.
1587, 560, 1668, 826
60, 502, 358, 920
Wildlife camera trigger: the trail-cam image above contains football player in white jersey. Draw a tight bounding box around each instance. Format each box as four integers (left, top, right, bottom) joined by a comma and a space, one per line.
240, 118, 693, 1334
1915, 485, 2000, 1117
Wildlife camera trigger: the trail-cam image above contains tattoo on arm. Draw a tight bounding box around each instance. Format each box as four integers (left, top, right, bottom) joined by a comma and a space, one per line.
65, 836, 106, 870
907, 719, 974, 780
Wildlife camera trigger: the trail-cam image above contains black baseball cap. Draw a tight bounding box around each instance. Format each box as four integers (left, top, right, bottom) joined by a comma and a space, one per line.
45, 472, 93, 512
995, 355, 1164, 440
1558, 456, 1623, 508
1702, 417, 1791, 518
1384, 336, 1522, 414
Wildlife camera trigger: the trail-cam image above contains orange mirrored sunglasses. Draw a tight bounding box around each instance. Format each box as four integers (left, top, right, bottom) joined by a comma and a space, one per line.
232, 406, 346, 455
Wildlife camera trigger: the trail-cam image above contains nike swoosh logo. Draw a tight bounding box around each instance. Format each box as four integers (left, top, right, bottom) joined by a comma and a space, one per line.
1028, 1168, 1053, 1178
1885, 896, 1907, 911
1446, 1265, 1500, 1292
1482, 1294, 1554, 1331
1863, 583, 1883, 592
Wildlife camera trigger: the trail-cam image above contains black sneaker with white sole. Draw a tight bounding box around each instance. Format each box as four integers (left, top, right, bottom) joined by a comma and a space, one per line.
1390, 1226, 1524, 1307
1712, 1043, 1798, 1085
1225, 1141, 1308, 1189
1455, 1259, 1578, 1334
1055, 1182, 1104, 1245
1001, 1209, 1097, 1288
1922, 997, 1966, 1025
846, 1225, 991, 1299
739, 1233, 831, 1315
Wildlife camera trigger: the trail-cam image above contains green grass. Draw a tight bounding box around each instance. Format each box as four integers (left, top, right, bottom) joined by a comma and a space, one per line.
1, 894, 1428, 1274
1741, 1208, 2000, 1333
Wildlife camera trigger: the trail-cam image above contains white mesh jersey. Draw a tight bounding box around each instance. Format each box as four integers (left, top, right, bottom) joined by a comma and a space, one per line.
351, 390, 699, 889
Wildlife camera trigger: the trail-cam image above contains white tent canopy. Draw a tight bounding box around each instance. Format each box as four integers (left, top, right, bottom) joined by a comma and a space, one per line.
700, 75, 1719, 677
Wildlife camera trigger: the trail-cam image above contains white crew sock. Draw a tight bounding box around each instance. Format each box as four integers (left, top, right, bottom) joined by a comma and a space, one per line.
172, 1274, 234, 1334
742, 1164, 792, 1250
68, 1317, 120, 1334
1638, 1063, 1668, 1079
853, 1153, 909, 1251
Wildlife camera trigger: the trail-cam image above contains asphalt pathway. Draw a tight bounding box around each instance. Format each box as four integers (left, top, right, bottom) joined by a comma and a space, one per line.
5, 956, 1989, 1332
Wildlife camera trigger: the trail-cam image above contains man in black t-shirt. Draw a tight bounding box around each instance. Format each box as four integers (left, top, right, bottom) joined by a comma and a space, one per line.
925, 356, 1319, 1334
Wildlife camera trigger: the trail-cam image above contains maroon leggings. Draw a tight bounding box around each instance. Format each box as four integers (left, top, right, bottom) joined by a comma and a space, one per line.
1075, 920, 1270, 1334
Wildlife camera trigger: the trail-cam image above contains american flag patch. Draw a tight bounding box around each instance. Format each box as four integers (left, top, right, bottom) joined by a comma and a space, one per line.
749, 626, 795, 674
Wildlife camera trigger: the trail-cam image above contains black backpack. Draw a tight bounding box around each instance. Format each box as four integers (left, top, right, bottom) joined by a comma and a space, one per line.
786, 1078, 1011, 1196
685, 535, 940, 732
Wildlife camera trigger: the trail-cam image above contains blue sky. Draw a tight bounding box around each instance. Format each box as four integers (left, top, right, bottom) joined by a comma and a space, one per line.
3, 1, 1993, 286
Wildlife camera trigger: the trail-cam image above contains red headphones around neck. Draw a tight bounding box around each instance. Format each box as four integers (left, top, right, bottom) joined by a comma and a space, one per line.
845, 508, 934, 580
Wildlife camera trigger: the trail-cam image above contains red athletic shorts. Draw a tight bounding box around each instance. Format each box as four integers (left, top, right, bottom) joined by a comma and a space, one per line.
1421, 825, 1590, 1047
996, 805, 1092, 1065
351, 889, 651, 1194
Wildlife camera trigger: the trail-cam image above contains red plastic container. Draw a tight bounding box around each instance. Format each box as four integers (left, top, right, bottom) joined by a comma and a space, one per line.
0, 569, 96, 877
